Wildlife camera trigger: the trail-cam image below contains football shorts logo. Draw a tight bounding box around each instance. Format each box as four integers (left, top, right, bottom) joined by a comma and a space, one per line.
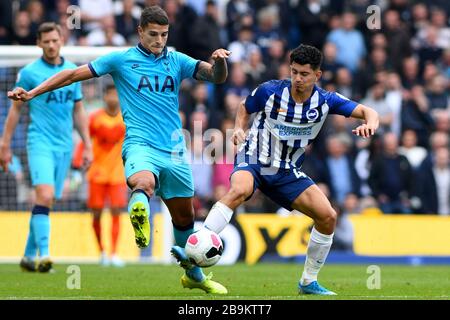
306, 109, 319, 121
238, 162, 249, 168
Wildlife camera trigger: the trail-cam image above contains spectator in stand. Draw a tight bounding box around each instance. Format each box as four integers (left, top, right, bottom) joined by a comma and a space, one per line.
189, 0, 224, 62
401, 84, 435, 148
12, 11, 36, 45
361, 81, 393, 135
416, 147, 450, 215
398, 129, 428, 170
382, 9, 412, 73
368, 132, 414, 214
115, 0, 140, 45
297, 0, 329, 49
321, 42, 345, 86
79, 0, 114, 34
326, 12, 366, 73
190, 134, 213, 219
228, 25, 259, 65
254, 6, 281, 62
426, 75, 448, 111
322, 136, 361, 206
242, 47, 269, 89
86, 16, 126, 46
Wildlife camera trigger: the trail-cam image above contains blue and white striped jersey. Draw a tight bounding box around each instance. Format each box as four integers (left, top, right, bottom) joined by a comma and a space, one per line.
240, 79, 358, 169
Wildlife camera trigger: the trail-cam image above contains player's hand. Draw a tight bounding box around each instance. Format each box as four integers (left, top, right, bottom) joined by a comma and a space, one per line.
7, 87, 33, 102
352, 122, 378, 139
82, 144, 93, 170
0, 141, 12, 172
211, 49, 231, 62
231, 128, 246, 145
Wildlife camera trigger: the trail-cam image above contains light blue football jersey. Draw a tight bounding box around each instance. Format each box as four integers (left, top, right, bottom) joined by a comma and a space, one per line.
88, 44, 200, 154
16, 57, 83, 152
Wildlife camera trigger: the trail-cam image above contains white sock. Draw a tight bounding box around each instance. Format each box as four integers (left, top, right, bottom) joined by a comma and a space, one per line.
203, 201, 234, 234
301, 227, 334, 285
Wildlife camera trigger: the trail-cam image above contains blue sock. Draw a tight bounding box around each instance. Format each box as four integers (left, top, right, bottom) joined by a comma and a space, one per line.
31, 205, 50, 258
24, 216, 37, 258
173, 221, 205, 282
128, 189, 150, 214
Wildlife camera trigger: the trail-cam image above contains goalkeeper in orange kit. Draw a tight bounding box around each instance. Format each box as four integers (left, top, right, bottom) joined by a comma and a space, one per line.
74, 84, 127, 266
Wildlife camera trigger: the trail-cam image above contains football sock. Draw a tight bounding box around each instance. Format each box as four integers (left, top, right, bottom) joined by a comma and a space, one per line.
92, 217, 103, 252
173, 221, 205, 282
301, 227, 333, 285
31, 205, 50, 258
128, 189, 150, 214
203, 202, 233, 234
24, 215, 37, 258
111, 214, 120, 254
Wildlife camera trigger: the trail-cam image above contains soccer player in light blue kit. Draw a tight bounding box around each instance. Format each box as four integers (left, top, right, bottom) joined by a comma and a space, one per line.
8, 6, 229, 294
1, 22, 92, 272
199, 44, 379, 295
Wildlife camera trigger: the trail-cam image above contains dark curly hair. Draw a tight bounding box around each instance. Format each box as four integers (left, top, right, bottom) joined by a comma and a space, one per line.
290, 44, 323, 70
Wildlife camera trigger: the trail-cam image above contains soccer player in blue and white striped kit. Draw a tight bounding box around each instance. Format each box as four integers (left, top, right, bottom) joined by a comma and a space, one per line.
198, 44, 379, 295
8, 6, 229, 294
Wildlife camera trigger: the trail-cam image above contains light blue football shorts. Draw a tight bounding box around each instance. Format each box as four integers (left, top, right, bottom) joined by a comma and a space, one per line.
27, 147, 73, 199
122, 143, 194, 199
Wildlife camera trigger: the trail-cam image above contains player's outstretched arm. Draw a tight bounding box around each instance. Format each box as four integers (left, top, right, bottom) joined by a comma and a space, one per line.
231, 100, 251, 145
0, 100, 24, 171
7, 64, 94, 102
350, 104, 379, 138
196, 49, 230, 84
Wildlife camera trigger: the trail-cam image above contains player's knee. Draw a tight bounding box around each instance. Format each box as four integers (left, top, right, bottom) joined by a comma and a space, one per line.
173, 210, 195, 226
321, 208, 337, 231
35, 191, 54, 207
229, 185, 251, 203
315, 207, 337, 233
130, 176, 155, 197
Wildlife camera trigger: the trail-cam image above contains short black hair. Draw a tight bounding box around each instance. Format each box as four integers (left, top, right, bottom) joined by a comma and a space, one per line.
140, 5, 169, 28
290, 44, 323, 70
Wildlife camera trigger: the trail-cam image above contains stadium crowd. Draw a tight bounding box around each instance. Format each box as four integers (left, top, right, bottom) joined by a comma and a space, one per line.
0, 0, 449, 225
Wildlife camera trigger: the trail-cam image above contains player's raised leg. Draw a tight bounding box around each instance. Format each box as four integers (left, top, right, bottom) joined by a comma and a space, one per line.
167, 197, 227, 294
291, 184, 337, 295
203, 170, 254, 234
126, 170, 154, 248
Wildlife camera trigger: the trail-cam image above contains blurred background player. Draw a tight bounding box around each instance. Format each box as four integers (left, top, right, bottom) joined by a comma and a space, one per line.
0, 22, 92, 272
199, 44, 379, 295
7, 6, 229, 294
73, 84, 126, 267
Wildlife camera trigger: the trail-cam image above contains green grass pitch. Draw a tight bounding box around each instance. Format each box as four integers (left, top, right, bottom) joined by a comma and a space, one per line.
0, 263, 449, 300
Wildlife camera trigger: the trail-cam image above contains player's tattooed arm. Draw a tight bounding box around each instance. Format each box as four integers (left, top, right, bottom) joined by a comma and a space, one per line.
196, 49, 230, 84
